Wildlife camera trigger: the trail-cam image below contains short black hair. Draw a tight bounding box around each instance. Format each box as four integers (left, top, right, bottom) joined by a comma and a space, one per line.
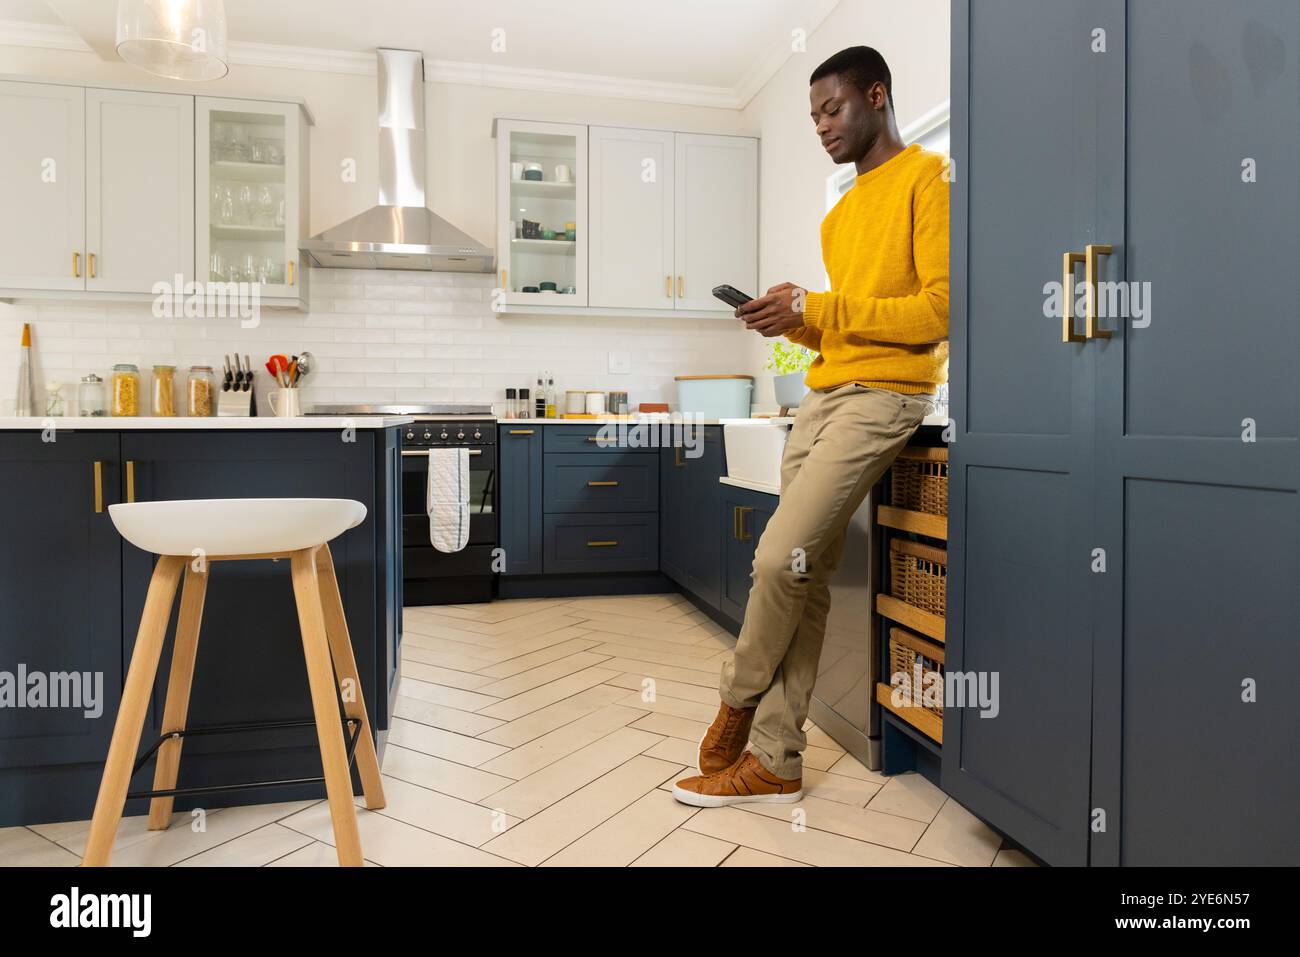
810, 45, 893, 110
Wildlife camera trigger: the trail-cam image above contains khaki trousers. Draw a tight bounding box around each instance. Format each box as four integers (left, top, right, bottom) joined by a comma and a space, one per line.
719, 383, 934, 778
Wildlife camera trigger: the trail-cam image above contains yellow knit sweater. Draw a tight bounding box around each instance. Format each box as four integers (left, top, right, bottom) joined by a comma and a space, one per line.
794, 143, 949, 394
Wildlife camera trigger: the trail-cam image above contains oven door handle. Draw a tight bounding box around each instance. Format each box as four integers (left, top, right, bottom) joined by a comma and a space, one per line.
402, 449, 483, 457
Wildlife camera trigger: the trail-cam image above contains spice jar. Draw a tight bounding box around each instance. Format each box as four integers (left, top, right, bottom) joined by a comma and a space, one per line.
111, 364, 140, 416
78, 373, 107, 417
152, 365, 176, 417
187, 365, 215, 417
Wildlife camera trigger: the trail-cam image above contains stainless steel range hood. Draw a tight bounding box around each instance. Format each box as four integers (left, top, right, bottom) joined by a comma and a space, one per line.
300, 49, 495, 273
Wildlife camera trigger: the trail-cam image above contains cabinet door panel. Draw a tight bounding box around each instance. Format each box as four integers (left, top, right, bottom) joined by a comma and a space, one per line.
86, 89, 194, 293
673, 134, 757, 311
0, 81, 85, 291
589, 126, 674, 309
684, 427, 725, 606
0, 433, 120, 769
498, 426, 543, 575
660, 446, 688, 584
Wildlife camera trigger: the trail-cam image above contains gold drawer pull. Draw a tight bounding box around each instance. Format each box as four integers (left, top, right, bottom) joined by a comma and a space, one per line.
509, 429, 535, 435
288, 260, 295, 286
586, 540, 618, 547
126, 460, 136, 503
93, 460, 104, 513
73, 251, 81, 278
1085, 243, 1113, 340
677, 275, 684, 297
1062, 250, 1085, 343
733, 505, 753, 541
665, 275, 672, 298
587, 480, 618, 487
674, 446, 684, 467
585, 436, 601, 443
89, 253, 97, 278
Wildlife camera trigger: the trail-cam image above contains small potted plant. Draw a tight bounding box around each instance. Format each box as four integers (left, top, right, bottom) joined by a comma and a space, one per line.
767, 341, 814, 412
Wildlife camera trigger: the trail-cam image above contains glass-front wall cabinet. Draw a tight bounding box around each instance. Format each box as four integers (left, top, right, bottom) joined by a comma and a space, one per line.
495, 120, 587, 307
196, 97, 308, 306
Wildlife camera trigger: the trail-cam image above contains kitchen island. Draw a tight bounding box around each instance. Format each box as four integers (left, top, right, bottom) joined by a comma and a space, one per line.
0, 416, 410, 827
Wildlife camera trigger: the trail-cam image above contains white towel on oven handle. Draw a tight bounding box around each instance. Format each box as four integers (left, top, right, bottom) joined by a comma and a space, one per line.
427, 447, 469, 553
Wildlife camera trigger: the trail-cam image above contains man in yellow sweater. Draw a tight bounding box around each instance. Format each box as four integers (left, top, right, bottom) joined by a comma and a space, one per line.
674, 46, 948, 806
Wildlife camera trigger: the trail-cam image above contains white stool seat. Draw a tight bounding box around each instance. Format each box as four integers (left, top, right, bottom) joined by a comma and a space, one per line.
108, 498, 367, 556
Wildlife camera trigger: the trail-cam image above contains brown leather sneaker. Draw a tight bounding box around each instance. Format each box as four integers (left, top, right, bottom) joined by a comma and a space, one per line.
672, 751, 802, 807
697, 701, 757, 775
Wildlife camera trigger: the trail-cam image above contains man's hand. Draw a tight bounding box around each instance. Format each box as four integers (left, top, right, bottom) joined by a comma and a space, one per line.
737, 282, 807, 337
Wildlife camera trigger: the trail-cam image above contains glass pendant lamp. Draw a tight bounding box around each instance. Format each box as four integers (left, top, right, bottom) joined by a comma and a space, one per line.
116, 0, 229, 81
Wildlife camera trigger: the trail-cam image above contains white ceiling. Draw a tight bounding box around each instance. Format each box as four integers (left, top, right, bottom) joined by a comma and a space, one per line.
0, 0, 843, 107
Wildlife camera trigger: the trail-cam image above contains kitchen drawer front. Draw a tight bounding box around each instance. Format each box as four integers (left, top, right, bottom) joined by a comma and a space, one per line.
543, 512, 659, 574
544, 426, 650, 454
543, 453, 659, 513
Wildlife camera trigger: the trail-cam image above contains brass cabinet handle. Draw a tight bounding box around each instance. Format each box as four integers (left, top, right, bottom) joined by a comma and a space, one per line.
586, 540, 618, 547
93, 460, 104, 513
731, 505, 740, 539
1062, 251, 1086, 342
587, 480, 618, 487
89, 253, 96, 278
72, 251, 80, 278
734, 505, 753, 541
674, 446, 684, 467
585, 436, 601, 443
288, 260, 295, 286
501, 269, 507, 288
1085, 243, 1113, 339
126, 460, 136, 503
508, 429, 534, 435
677, 275, 684, 297
665, 275, 672, 298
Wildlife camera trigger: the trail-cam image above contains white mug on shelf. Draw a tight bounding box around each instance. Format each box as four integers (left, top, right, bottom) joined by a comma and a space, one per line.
510, 161, 524, 180
268, 389, 301, 418
554, 164, 572, 183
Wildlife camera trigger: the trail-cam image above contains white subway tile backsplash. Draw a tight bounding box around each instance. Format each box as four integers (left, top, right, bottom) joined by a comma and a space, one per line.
0, 267, 756, 414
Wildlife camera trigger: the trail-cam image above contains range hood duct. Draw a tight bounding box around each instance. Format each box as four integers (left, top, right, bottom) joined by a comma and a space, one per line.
300, 48, 495, 273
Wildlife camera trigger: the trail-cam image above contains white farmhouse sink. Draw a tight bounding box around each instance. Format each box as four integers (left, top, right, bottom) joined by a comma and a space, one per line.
721, 419, 792, 489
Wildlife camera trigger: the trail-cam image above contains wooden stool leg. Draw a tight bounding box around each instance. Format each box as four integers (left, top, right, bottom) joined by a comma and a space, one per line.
147, 564, 209, 829
290, 547, 363, 867
83, 555, 185, 866
316, 543, 386, 810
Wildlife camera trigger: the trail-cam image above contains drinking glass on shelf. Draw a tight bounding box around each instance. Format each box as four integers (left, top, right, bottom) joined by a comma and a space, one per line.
218, 183, 236, 224
243, 253, 260, 284
266, 140, 284, 165
231, 124, 251, 162
209, 251, 226, 282
275, 194, 286, 228
249, 138, 266, 164
264, 257, 283, 284
237, 184, 254, 225
256, 185, 276, 226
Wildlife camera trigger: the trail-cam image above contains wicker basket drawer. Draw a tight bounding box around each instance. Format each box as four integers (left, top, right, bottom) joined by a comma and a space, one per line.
889, 538, 947, 618
890, 446, 948, 516
887, 627, 946, 720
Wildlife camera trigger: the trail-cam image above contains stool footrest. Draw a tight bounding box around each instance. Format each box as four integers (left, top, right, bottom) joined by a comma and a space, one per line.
124, 717, 363, 802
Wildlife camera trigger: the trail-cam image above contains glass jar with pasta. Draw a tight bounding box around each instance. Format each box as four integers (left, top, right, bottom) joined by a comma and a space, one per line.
111, 364, 140, 417
187, 365, 215, 417
152, 365, 177, 416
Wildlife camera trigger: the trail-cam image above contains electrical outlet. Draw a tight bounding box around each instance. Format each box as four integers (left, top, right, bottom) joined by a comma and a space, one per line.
608, 350, 631, 374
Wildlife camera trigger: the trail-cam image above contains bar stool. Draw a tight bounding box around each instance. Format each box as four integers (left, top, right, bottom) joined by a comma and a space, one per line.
82, 498, 386, 867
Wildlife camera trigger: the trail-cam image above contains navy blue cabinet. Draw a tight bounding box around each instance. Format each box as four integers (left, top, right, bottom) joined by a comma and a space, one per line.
498, 425, 544, 575
719, 485, 776, 624
544, 453, 658, 513
660, 427, 726, 608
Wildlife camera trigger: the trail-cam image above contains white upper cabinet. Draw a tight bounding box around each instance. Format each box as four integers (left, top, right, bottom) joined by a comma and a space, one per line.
495, 119, 588, 307
196, 96, 309, 306
86, 89, 194, 294
674, 133, 758, 312
588, 126, 674, 310
0, 81, 85, 291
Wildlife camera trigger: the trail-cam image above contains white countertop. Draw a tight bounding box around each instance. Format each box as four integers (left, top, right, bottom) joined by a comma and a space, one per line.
720, 476, 780, 495
501, 416, 786, 427
0, 416, 414, 430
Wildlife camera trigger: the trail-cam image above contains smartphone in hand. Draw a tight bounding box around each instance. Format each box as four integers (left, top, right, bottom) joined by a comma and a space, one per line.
712, 284, 754, 309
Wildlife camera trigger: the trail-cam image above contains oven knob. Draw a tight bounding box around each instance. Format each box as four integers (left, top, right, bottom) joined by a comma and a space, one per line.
422, 430, 432, 440
405, 430, 415, 441
457, 431, 465, 439
440, 430, 449, 439
473, 430, 481, 440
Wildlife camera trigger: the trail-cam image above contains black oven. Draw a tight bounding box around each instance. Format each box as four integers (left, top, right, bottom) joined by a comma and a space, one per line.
399, 417, 498, 605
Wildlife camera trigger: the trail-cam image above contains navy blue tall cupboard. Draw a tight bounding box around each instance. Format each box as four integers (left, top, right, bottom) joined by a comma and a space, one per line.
946, 0, 1299, 866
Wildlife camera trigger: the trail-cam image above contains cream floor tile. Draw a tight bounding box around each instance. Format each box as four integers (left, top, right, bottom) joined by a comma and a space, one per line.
566, 597, 698, 624
630, 711, 709, 742
99, 801, 318, 866
631, 828, 736, 867
481, 755, 683, 866
413, 603, 578, 637
278, 801, 519, 867
413, 598, 560, 624
584, 631, 723, 659
801, 768, 881, 807
642, 734, 700, 774
603, 658, 718, 689
392, 661, 497, 691
827, 752, 890, 785
402, 614, 588, 653
173, 823, 313, 866
386, 717, 511, 766
470, 637, 603, 679
541, 788, 699, 867
564, 610, 697, 642
400, 633, 500, 662
474, 666, 622, 721
739, 794, 926, 851
0, 826, 81, 866
380, 743, 515, 802
362, 774, 518, 846
473, 651, 614, 698
393, 676, 499, 712
866, 772, 949, 824
801, 745, 845, 772
477, 704, 649, 780
684, 807, 949, 868
720, 846, 810, 867
911, 798, 1003, 866
804, 724, 846, 752
392, 695, 505, 736
475, 684, 631, 748
265, 840, 380, 866
586, 641, 726, 674
606, 672, 720, 705
614, 690, 717, 723
993, 847, 1039, 867
480, 727, 664, 820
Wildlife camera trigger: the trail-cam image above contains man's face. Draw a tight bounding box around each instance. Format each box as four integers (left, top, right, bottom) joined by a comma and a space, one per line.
809, 74, 883, 164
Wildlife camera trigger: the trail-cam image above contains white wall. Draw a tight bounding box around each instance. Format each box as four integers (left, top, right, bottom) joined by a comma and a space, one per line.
741, 0, 950, 404
0, 42, 754, 414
